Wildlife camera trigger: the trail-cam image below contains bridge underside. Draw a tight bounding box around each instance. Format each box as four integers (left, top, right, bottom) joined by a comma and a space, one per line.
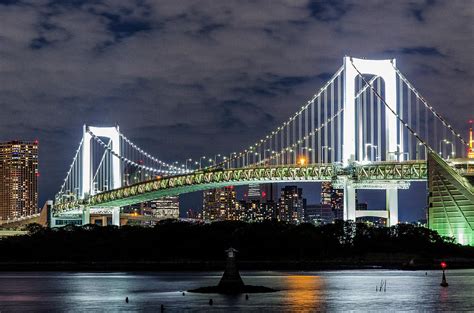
428, 153, 474, 246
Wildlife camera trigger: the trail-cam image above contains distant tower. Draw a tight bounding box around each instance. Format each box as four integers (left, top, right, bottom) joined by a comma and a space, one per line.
468, 122, 474, 159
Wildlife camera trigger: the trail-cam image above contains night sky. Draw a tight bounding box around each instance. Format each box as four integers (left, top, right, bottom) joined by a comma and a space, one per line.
0, 1, 472, 221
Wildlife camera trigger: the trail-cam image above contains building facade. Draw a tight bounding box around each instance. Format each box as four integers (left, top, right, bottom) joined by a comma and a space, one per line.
305, 204, 334, 225
149, 196, 180, 219
203, 186, 238, 221
321, 182, 344, 220
277, 185, 306, 224
0, 141, 39, 220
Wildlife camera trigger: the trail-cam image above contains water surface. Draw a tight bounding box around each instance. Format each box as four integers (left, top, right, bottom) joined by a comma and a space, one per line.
0, 270, 472, 312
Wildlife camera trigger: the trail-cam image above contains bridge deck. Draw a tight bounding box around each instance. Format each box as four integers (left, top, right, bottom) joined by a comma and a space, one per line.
54, 161, 427, 214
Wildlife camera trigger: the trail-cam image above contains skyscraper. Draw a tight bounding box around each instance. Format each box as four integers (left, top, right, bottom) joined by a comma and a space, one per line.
277, 185, 306, 224
0, 141, 39, 220
203, 186, 238, 221
150, 196, 180, 219
321, 182, 343, 220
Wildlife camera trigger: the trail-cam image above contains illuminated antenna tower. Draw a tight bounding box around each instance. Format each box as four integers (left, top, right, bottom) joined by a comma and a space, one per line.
468, 120, 474, 159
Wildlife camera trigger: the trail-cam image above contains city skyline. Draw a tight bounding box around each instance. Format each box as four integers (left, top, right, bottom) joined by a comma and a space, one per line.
0, 1, 472, 221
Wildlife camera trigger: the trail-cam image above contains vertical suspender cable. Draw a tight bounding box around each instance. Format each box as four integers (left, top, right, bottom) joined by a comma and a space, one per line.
330, 81, 335, 162
357, 76, 362, 160
298, 111, 302, 157
408, 86, 412, 159
399, 76, 404, 160
337, 74, 342, 162
377, 78, 382, 161
318, 95, 321, 163
305, 103, 309, 160
370, 79, 374, 161
416, 96, 420, 159
311, 99, 315, 163
362, 87, 367, 160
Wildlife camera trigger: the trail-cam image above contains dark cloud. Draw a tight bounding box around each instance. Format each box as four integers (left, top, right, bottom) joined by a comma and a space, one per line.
0, 0, 472, 221
385, 46, 445, 57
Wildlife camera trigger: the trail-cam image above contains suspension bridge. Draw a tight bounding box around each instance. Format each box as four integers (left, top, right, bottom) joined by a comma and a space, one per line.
51, 57, 474, 245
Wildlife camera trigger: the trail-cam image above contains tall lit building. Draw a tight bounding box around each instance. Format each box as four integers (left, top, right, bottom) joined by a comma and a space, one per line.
321, 182, 343, 220
150, 196, 180, 219
0, 141, 39, 220
247, 183, 261, 200
277, 185, 306, 224
203, 186, 238, 221
305, 204, 333, 225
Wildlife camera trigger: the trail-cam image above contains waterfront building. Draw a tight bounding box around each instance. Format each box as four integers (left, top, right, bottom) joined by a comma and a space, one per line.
0, 141, 39, 220
277, 185, 306, 224
321, 182, 344, 220
305, 204, 334, 225
149, 196, 180, 219
203, 186, 238, 221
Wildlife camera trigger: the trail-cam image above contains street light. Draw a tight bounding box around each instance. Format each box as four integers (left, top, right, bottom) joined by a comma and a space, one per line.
214, 154, 222, 165
185, 158, 193, 171
199, 156, 207, 170
365, 143, 379, 161
321, 146, 332, 163
299, 147, 312, 165
439, 139, 455, 159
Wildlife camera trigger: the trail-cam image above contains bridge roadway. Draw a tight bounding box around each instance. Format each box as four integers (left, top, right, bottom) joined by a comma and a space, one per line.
54, 160, 427, 215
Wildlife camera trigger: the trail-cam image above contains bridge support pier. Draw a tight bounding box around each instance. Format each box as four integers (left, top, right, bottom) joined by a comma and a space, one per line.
343, 181, 356, 221
386, 189, 398, 226
112, 207, 120, 227
82, 207, 90, 225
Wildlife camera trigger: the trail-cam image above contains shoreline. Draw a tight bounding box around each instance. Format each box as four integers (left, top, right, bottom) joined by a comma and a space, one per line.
1, 259, 473, 271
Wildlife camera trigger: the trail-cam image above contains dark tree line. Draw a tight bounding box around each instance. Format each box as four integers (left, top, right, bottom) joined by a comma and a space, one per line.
0, 221, 472, 263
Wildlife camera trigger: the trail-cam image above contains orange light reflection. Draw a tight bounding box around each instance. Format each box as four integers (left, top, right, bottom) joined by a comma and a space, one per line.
283, 275, 325, 311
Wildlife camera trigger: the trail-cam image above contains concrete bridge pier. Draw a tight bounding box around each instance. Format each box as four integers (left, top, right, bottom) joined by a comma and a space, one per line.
82, 207, 90, 225
386, 189, 398, 226
112, 207, 120, 226
343, 179, 357, 221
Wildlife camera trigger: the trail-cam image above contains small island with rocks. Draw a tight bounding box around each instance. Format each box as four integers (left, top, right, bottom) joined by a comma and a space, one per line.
188, 247, 277, 294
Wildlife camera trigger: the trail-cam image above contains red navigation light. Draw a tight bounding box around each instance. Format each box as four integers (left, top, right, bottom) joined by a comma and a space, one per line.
440, 261, 447, 269
34, 139, 39, 145
469, 120, 473, 124
261, 191, 267, 198
36, 172, 40, 177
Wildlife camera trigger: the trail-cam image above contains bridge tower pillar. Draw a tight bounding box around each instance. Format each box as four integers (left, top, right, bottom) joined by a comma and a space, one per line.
342, 178, 356, 221
386, 189, 398, 226
342, 57, 400, 165
81, 125, 122, 226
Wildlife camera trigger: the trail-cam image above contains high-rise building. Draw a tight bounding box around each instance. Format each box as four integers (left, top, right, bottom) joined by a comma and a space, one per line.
247, 183, 261, 201
261, 183, 275, 203
277, 185, 306, 224
305, 204, 334, 225
0, 141, 39, 220
203, 186, 238, 222
150, 196, 180, 219
321, 182, 344, 220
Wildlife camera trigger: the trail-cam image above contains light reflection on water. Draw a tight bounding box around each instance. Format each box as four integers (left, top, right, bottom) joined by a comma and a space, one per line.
0, 270, 473, 312
282, 275, 325, 311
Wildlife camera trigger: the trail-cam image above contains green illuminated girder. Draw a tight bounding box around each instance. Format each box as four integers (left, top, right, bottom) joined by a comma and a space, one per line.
53, 161, 428, 215
54, 164, 335, 213
355, 161, 427, 181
